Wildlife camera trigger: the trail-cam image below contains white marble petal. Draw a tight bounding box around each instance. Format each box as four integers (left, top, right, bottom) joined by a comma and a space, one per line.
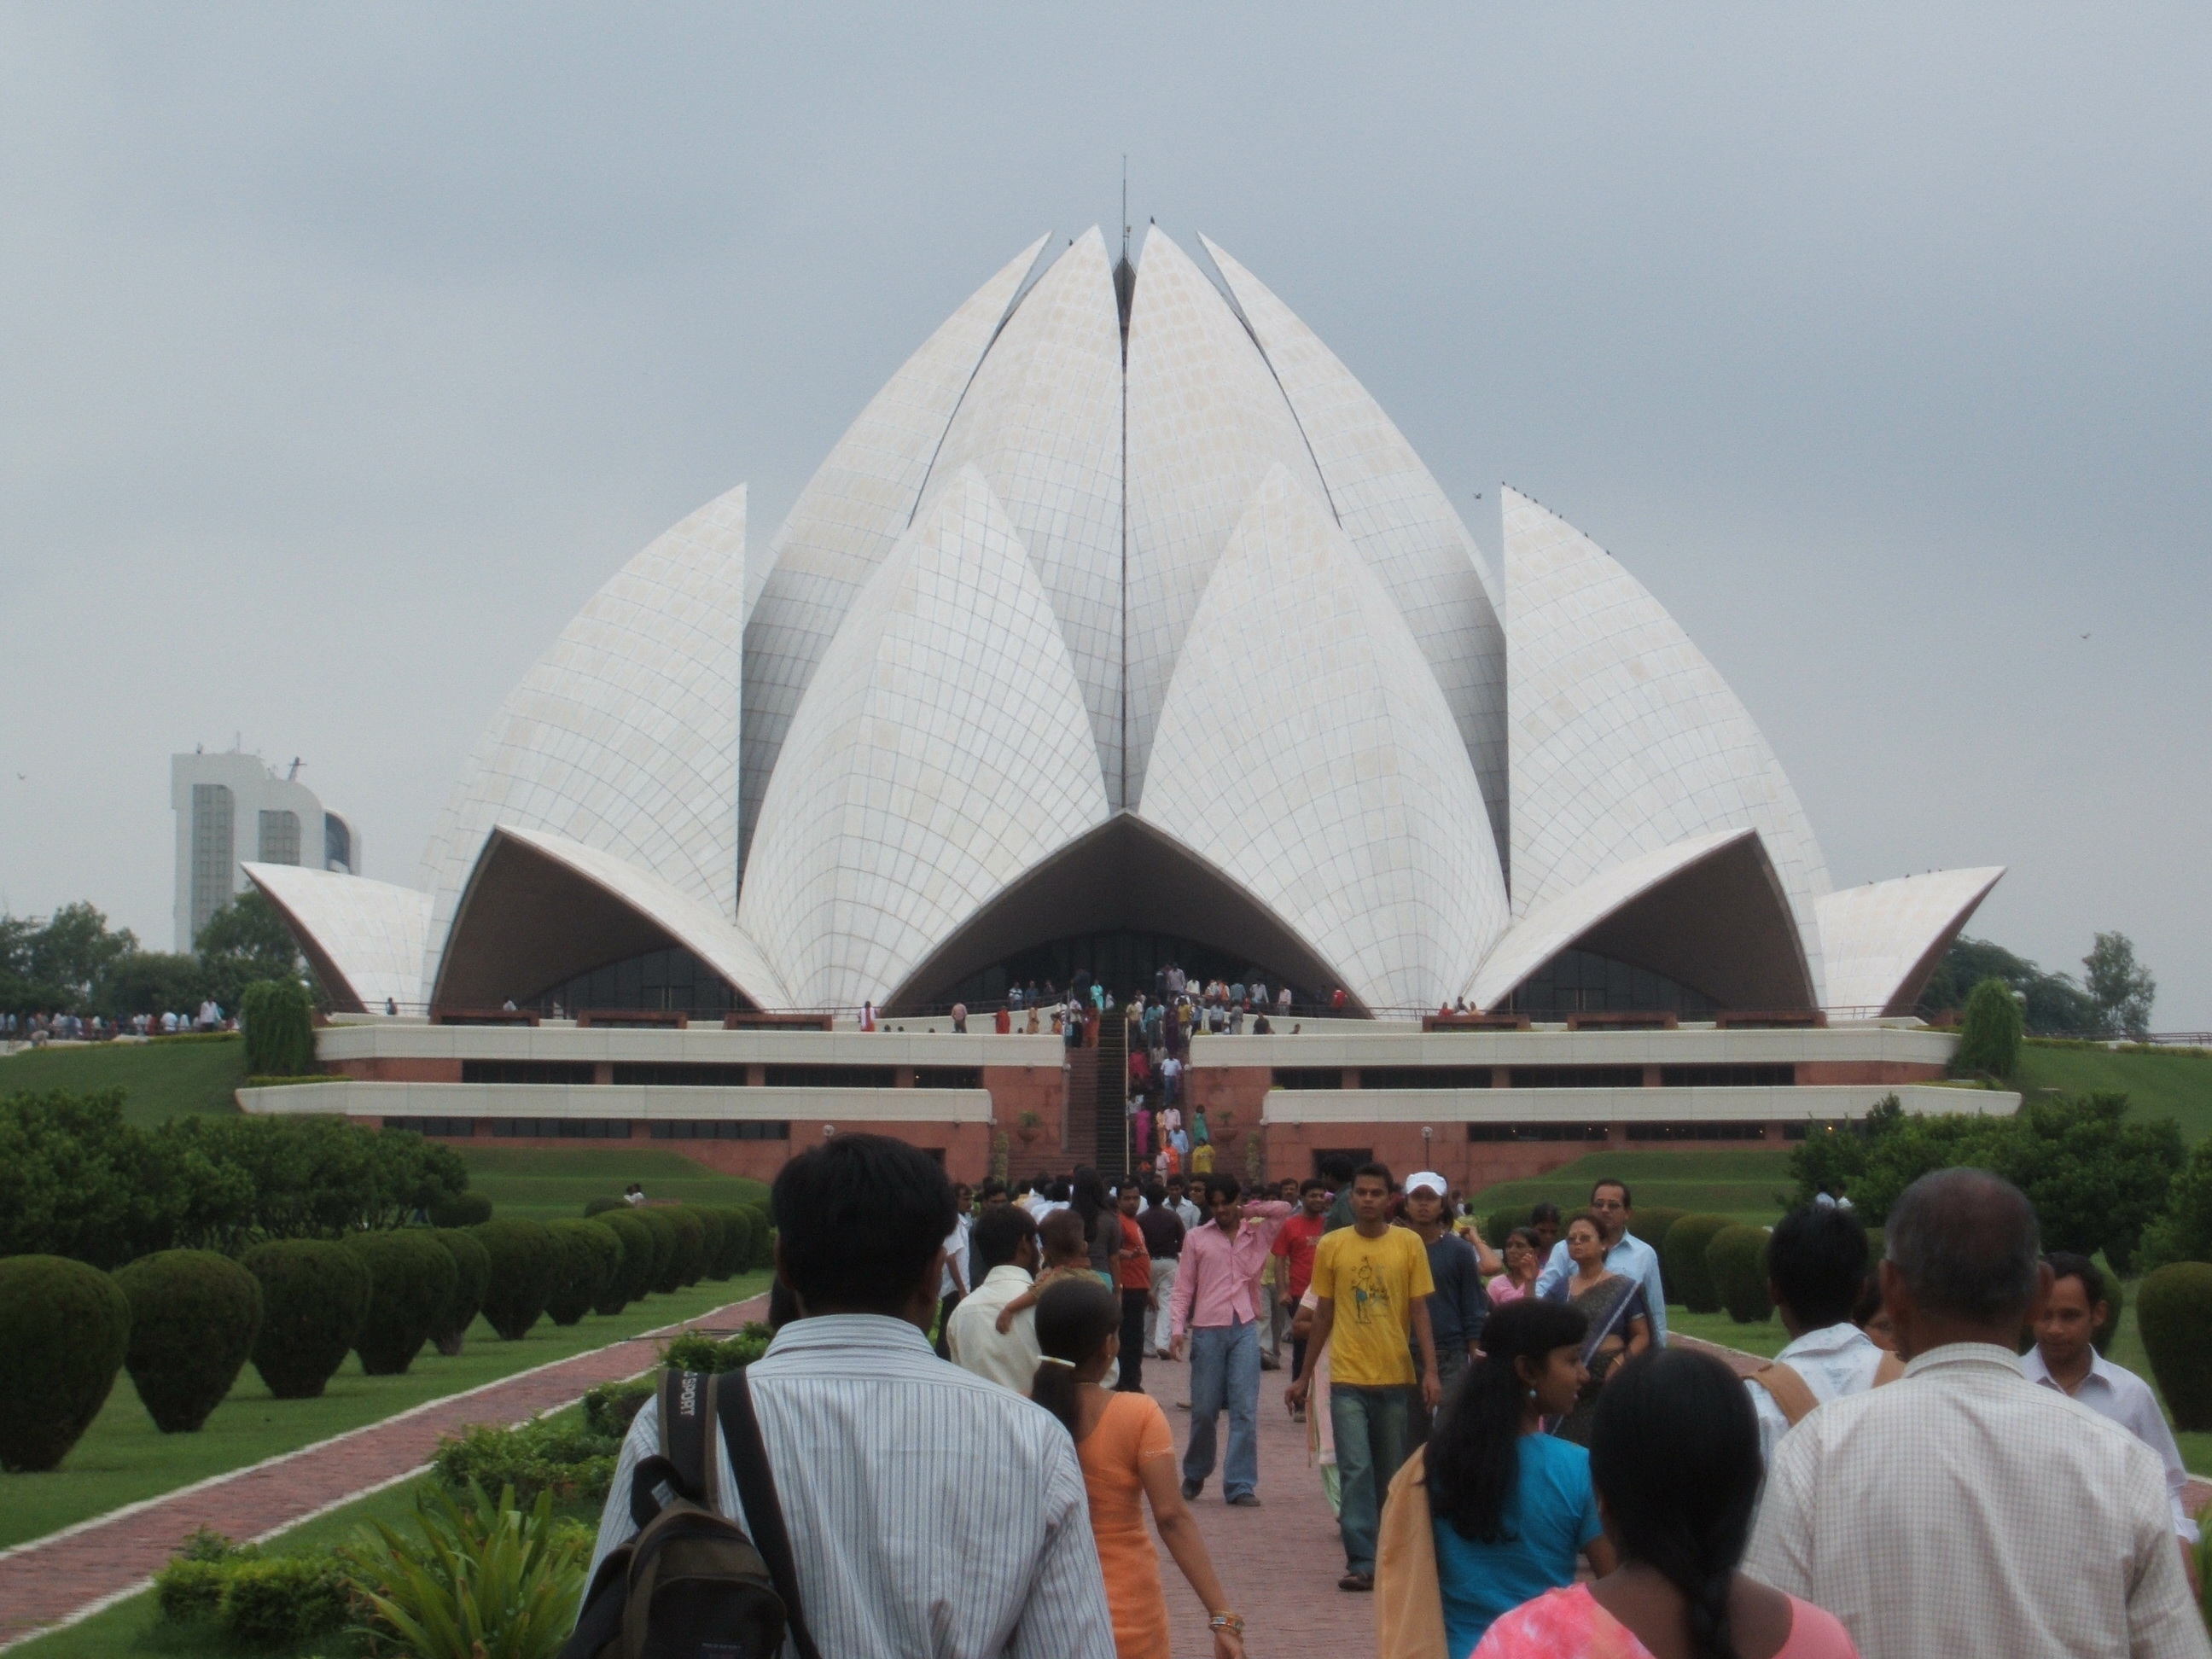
1141, 465, 1509, 1011
448, 826, 792, 1010
920, 230, 1126, 800
1123, 227, 1330, 809
1464, 830, 1748, 1010
740, 237, 1049, 874
418, 484, 748, 990
1504, 487, 1831, 1000
242, 864, 433, 1013
1201, 236, 1510, 865
736, 467, 1111, 1009
1819, 868, 2005, 1016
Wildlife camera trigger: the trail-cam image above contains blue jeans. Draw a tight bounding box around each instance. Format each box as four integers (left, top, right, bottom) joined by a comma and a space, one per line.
1331, 1383, 1412, 1575
1183, 1319, 1260, 1499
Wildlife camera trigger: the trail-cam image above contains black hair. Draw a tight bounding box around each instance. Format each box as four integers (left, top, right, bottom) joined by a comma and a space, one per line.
979, 1178, 1008, 1201
2046, 1251, 2108, 1313
1029, 1275, 1121, 1435
1299, 1175, 1328, 1194
969, 1203, 1039, 1273
1765, 1206, 1869, 1329
1530, 1202, 1562, 1224
1039, 1208, 1088, 1260
1849, 1264, 1884, 1330
1590, 1348, 1763, 1659
1142, 1182, 1167, 1205
1203, 1173, 1242, 1206
1427, 1299, 1588, 1543
1888, 1167, 2040, 1324
1318, 1153, 1356, 1184
767, 1279, 800, 1331
771, 1132, 954, 1316
1353, 1161, 1394, 1189
1591, 1178, 1633, 1209
1506, 1225, 1543, 1254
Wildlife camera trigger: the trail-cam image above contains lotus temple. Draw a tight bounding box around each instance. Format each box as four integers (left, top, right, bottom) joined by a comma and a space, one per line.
239, 226, 2015, 1188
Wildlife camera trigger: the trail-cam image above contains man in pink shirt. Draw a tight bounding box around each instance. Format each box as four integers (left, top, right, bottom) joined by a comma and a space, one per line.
1168, 1174, 1294, 1505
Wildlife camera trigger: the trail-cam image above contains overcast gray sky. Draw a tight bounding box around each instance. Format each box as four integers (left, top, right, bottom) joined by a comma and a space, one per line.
3, 5, 2206, 1020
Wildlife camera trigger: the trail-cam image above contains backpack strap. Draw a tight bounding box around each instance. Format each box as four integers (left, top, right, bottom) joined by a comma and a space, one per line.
1747, 1359, 1821, 1426
715, 1370, 824, 1659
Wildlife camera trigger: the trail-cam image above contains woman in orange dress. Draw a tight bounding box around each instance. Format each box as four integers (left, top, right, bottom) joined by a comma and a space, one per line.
1032, 1277, 1248, 1659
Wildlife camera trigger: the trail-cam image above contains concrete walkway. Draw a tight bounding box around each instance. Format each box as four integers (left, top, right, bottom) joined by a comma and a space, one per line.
0, 1295, 767, 1651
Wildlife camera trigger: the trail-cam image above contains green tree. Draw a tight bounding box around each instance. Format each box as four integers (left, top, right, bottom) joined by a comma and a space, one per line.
95, 952, 205, 1019
1919, 936, 2099, 1035
195, 890, 309, 1014
1956, 977, 2023, 1078
0, 904, 139, 1014
241, 980, 317, 1075
2083, 932, 2157, 1040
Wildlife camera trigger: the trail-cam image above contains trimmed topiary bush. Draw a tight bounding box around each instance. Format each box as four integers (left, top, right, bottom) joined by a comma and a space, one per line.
544, 1220, 622, 1325
1662, 1214, 1734, 1313
428, 1228, 492, 1356
594, 1209, 655, 1314
692, 1209, 731, 1283
240, 979, 317, 1078
114, 1249, 265, 1433
428, 1191, 492, 1229
344, 1230, 458, 1375
474, 1217, 557, 1340
665, 1208, 708, 1289
1704, 1225, 1773, 1324
1957, 975, 2024, 1079
583, 1196, 625, 1218
0, 1254, 132, 1470
2139, 1263, 2212, 1430
713, 1208, 757, 1279
1483, 1207, 1533, 1250
1627, 1207, 1688, 1299
633, 1207, 681, 1294
747, 1202, 777, 1272
242, 1240, 372, 1398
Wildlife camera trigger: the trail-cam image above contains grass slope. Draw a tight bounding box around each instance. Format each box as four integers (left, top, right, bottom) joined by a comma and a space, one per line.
0, 1271, 767, 1551
2016, 1040, 2212, 1143
455, 1144, 768, 1219
0, 1037, 247, 1126
1469, 1149, 1796, 1228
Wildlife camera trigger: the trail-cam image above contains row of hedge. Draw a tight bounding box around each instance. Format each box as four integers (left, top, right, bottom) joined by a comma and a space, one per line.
0, 1201, 771, 1472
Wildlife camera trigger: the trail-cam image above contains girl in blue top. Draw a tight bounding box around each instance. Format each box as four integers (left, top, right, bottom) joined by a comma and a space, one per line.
1423, 1299, 1618, 1655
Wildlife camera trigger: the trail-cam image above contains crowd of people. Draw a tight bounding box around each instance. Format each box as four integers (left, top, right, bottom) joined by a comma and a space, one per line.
1, 1000, 227, 1046
584, 1134, 2212, 1659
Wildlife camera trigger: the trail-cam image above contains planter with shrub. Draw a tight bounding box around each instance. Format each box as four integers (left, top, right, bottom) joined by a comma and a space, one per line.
241, 1238, 373, 1398
0, 1253, 132, 1471
345, 1229, 460, 1375
113, 1249, 265, 1432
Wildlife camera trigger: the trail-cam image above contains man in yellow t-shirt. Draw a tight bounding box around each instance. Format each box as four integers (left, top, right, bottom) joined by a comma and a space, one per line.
1284, 1162, 1439, 1592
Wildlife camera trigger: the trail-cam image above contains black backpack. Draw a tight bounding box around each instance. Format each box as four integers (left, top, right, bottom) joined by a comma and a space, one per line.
560, 1369, 821, 1659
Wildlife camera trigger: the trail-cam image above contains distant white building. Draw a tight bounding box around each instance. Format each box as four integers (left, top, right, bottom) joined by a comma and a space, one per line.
172, 752, 358, 952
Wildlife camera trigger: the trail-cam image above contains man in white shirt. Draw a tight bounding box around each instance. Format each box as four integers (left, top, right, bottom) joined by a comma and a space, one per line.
931, 1182, 972, 1359
587, 1133, 1112, 1657
1534, 1179, 1669, 1345
1747, 1167, 2208, 1659
946, 1204, 1045, 1394
1743, 1203, 1892, 1465
2025, 1252, 2201, 1557
1165, 1174, 1203, 1231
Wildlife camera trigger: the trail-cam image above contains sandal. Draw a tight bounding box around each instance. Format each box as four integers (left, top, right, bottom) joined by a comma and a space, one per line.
1338, 1571, 1374, 1592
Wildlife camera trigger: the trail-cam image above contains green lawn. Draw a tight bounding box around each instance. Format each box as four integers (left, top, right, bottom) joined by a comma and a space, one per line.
2017, 1040, 2212, 1143
1469, 1149, 1797, 1229
0, 1271, 766, 1551
0, 1036, 247, 1126
7, 1400, 614, 1659
455, 1145, 768, 1220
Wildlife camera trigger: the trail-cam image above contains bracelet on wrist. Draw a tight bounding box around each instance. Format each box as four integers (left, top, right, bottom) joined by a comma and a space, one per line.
1208, 1611, 1245, 1633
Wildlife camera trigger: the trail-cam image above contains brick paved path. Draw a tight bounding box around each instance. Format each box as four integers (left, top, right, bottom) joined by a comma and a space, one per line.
0, 1295, 767, 1651
1139, 1350, 1375, 1657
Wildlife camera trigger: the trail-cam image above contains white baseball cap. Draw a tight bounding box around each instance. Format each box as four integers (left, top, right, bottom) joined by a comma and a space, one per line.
1406, 1171, 1449, 1196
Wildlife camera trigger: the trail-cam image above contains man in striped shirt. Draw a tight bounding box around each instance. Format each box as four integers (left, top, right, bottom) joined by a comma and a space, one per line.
587, 1134, 1115, 1657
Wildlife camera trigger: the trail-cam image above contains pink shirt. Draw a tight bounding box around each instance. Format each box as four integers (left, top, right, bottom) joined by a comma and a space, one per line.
1474, 1584, 1859, 1659
1168, 1200, 1293, 1338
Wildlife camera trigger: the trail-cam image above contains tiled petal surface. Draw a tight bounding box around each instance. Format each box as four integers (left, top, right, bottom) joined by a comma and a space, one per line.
1819, 868, 2005, 1016
1504, 487, 1831, 1001
1141, 465, 1507, 1011
738, 468, 1110, 1008
242, 864, 432, 1011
